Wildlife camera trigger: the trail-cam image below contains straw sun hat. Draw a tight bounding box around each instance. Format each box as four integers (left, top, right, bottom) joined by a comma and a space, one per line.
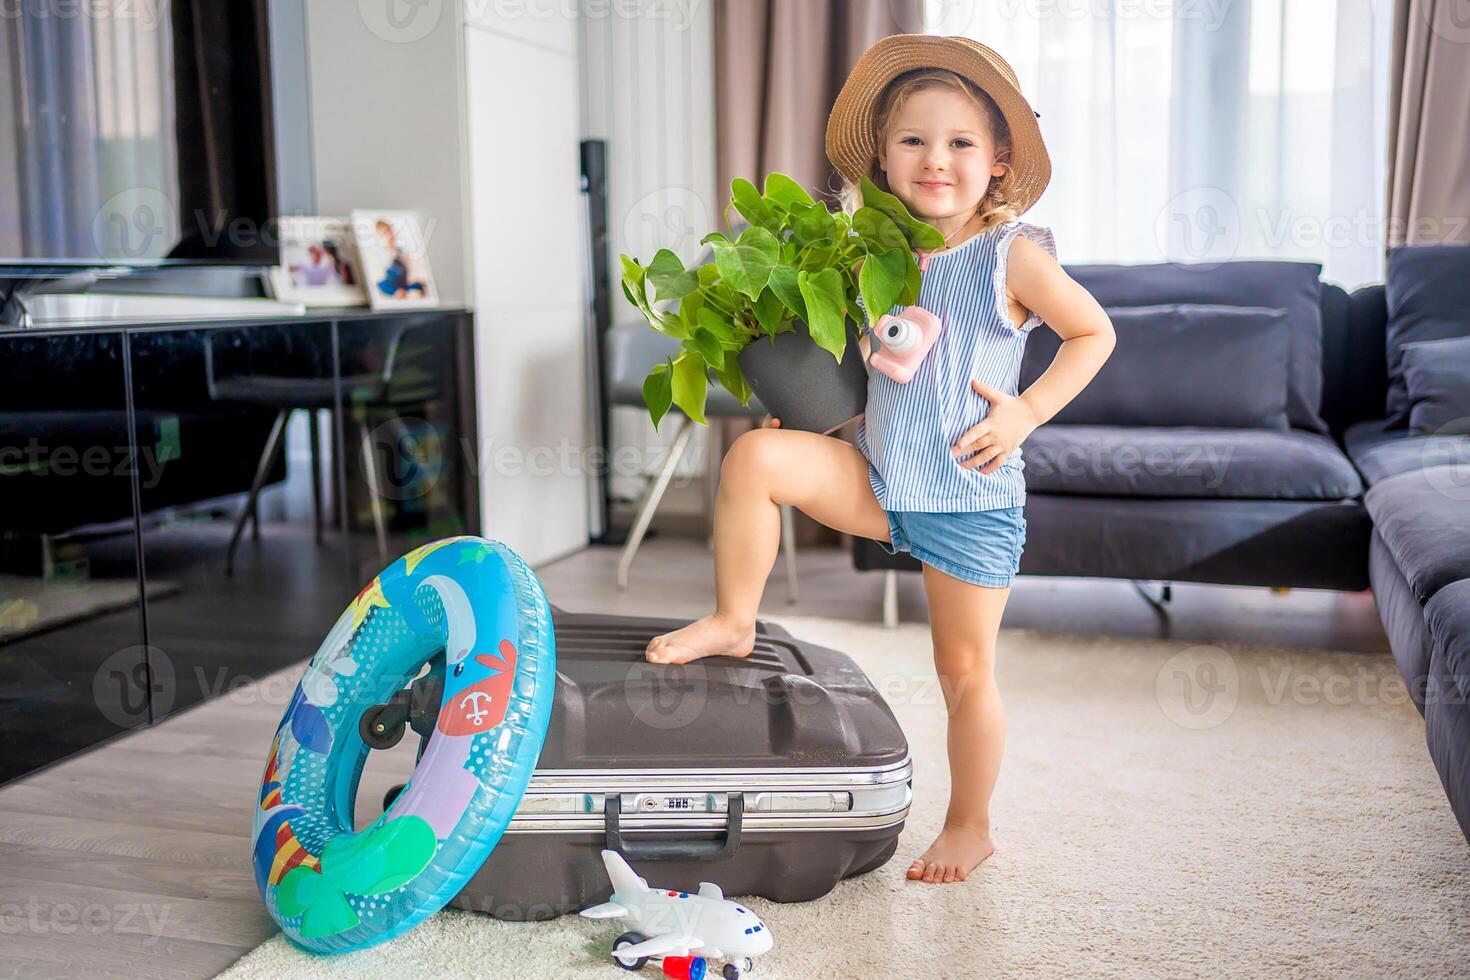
825, 34, 1051, 215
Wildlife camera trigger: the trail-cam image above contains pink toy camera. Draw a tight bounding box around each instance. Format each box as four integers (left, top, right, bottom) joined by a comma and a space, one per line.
869, 306, 942, 384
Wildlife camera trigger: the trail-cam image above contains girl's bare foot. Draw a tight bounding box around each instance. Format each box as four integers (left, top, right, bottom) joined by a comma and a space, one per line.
645, 614, 756, 665
906, 824, 995, 883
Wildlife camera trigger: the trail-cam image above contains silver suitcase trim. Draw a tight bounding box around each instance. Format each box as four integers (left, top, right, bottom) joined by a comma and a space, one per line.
507, 756, 913, 834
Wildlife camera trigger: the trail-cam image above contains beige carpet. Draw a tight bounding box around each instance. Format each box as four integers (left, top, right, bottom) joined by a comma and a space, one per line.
218, 615, 1470, 979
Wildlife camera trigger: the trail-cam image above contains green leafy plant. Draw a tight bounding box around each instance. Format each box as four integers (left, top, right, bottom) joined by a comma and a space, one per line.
620, 173, 944, 428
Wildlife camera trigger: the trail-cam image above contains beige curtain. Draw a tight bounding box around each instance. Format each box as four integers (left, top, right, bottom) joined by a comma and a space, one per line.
1386, 0, 1470, 247
707, 0, 922, 544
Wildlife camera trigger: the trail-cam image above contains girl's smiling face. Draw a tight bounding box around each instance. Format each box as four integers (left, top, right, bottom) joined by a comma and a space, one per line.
877, 85, 1008, 226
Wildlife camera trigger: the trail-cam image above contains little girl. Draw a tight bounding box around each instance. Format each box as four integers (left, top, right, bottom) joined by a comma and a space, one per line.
645, 35, 1115, 884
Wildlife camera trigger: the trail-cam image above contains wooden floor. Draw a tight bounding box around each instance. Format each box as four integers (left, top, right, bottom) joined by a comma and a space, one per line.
0, 534, 1391, 979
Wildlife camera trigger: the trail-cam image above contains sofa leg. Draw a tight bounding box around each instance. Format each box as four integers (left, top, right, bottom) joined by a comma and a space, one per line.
1130, 579, 1172, 613
883, 570, 899, 628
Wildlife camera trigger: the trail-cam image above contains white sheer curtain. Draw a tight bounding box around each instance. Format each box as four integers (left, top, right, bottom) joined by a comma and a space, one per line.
1, 9, 177, 260
926, 0, 1394, 288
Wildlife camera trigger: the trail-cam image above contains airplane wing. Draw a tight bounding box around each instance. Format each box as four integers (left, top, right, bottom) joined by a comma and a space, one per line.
578, 901, 628, 920
697, 882, 724, 900
616, 934, 703, 959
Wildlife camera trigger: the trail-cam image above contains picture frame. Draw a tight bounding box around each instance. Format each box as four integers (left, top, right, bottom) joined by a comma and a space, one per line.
267, 216, 368, 307
349, 210, 439, 310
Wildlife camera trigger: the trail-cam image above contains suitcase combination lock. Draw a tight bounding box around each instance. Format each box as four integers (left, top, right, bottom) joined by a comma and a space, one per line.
632, 793, 716, 813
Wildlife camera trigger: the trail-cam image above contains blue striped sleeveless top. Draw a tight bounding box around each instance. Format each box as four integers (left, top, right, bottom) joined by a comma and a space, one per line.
856, 220, 1057, 512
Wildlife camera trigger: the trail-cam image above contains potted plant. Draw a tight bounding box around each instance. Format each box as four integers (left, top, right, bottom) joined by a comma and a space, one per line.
619, 173, 944, 434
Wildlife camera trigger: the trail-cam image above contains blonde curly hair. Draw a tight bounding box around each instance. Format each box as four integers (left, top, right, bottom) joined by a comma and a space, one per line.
833, 67, 1020, 232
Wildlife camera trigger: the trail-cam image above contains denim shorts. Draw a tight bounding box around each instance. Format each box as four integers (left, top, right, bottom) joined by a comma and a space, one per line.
875, 505, 1028, 588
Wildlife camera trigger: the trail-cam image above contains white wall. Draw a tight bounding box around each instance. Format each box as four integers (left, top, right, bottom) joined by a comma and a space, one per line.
302, 3, 712, 564
302, 3, 593, 566
463, 5, 592, 565
580, 2, 719, 515
303, 2, 469, 305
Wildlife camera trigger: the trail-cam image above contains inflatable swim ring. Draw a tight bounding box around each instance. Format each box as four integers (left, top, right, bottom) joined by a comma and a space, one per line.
250, 536, 556, 953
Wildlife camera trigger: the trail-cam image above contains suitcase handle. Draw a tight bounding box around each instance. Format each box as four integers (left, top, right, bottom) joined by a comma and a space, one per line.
604, 792, 744, 862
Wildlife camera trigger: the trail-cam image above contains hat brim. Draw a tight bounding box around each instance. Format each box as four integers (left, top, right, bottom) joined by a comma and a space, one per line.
825, 34, 1051, 215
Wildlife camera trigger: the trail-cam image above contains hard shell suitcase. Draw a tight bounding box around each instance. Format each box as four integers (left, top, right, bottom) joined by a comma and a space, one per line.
379, 604, 912, 920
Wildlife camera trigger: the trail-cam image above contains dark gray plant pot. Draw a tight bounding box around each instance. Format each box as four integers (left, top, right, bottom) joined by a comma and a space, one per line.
736, 319, 868, 435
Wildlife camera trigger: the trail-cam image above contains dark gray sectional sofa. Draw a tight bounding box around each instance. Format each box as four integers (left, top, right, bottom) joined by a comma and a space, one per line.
850, 246, 1470, 842
1344, 246, 1470, 842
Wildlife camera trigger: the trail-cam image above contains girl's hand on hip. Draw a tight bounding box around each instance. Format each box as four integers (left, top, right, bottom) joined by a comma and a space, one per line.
953, 379, 1039, 474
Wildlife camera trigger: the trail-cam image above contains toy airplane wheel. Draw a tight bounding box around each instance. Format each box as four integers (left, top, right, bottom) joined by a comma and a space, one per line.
664, 955, 708, 980
613, 931, 650, 970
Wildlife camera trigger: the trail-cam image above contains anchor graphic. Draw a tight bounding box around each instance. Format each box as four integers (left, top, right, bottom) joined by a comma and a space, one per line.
459, 690, 494, 727
436, 638, 519, 737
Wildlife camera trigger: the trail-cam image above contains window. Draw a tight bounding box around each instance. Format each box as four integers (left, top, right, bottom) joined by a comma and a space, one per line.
928, 0, 1394, 287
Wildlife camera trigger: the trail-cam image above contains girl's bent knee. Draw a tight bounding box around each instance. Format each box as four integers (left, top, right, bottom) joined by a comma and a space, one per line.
721, 428, 785, 485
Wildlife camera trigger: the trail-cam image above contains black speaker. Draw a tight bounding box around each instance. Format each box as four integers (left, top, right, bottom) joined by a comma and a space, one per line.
579, 139, 623, 544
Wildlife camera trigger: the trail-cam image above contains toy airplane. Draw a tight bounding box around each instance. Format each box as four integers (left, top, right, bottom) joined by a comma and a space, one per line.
580, 849, 773, 978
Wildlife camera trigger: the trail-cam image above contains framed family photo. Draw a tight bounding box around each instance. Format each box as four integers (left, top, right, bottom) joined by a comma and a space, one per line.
267, 216, 368, 307
350, 210, 439, 310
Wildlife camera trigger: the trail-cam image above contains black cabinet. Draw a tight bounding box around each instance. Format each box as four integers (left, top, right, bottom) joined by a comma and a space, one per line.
335, 314, 477, 582
0, 309, 477, 785
0, 331, 151, 783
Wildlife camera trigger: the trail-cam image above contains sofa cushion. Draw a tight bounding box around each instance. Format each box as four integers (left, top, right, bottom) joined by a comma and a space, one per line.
1021, 425, 1363, 500
1402, 335, 1470, 436
1370, 530, 1434, 713
1423, 645, 1470, 844
1426, 580, 1470, 704
1020, 304, 1291, 429
1064, 260, 1327, 433
1342, 417, 1470, 485
1384, 244, 1470, 426
1364, 465, 1470, 602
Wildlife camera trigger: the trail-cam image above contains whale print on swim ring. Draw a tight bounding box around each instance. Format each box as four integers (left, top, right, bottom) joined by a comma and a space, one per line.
250, 536, 557, 953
